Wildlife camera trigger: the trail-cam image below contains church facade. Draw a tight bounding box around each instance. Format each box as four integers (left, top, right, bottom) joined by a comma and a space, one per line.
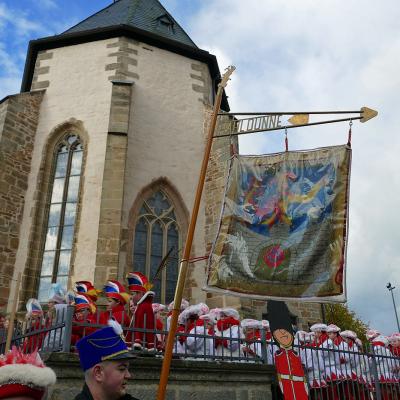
0, 0, 322, 328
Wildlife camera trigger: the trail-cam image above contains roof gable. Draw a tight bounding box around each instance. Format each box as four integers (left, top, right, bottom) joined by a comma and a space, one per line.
64, 0, 197, 48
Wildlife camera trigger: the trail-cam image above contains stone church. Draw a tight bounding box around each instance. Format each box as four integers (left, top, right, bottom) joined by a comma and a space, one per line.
0, 0, 322, 328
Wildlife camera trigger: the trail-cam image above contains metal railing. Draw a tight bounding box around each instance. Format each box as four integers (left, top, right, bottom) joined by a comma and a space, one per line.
2, 306, 400, 400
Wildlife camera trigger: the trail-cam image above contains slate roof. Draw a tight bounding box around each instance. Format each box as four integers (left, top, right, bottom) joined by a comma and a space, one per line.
64, 0, 197, 48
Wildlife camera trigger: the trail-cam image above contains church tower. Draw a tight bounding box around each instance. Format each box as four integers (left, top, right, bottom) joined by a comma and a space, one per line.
0, 0, 322, 328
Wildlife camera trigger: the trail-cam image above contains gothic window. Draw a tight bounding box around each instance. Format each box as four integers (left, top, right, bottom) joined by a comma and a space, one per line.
133, 190, 180, 304
37, 134, 83, 302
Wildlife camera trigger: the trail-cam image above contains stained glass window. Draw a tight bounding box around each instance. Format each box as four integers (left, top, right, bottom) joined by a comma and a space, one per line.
133, 190, 180, 304
37, 134, 83, 302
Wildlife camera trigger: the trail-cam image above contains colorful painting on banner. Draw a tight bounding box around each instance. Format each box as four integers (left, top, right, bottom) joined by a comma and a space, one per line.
205, 144, 351, 302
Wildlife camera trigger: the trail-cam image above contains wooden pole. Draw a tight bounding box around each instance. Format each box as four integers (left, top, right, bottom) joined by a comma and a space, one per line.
5, 272, 22, 353
156, 66, 235, 400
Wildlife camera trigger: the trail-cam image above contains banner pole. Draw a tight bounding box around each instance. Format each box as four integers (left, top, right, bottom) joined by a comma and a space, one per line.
5, 272, 22, 353
156, 66, 235, 400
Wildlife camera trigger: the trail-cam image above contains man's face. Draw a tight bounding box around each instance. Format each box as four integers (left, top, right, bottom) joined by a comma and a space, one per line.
100, 361, 131, 399
48, 301, 55, 311
106, 298, 119, 311
0, 317, 5, 328
273, 329, 293, 348
315, 331, 322, 339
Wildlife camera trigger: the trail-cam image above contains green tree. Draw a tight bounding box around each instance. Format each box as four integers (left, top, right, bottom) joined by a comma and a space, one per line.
324, 303, 369, 345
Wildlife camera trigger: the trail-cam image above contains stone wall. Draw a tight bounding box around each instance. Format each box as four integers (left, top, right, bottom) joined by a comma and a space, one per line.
0, 91, 44, 305
45, 353, 275, 400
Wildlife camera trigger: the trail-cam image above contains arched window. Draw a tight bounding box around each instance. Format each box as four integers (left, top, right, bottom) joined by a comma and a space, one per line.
133, 190, 180, 304
37, 134, 83, 302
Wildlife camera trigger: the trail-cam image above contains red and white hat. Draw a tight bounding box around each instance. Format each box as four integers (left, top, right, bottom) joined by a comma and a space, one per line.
0, 347, 56, 400
219, 308, 240, 320
26, 299, 43, 316
199, 313, 216, 325
152, 303, 167, 314
75, 281, 101, 302
127, 271, 153, 293
168, 299, 189, 312
366, 329, 381, 341
241, 319, 262, 330
74, 293, 96, 313
103, 280, 130, 304
372, 335, 389, 347
261, 320, 270, 330
310, 323, 328, 332
341, 330, 357, 340
327, 324, 341, 333
179, 303, 209, 324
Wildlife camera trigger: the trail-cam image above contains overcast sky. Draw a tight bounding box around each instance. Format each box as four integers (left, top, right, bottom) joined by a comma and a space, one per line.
1, 0, 399, 334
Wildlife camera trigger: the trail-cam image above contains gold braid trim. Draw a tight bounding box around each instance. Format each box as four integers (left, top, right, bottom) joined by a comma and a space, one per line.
101, 350, 129, 361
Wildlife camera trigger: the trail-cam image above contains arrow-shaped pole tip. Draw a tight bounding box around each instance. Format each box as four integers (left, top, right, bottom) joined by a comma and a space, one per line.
360, 107, 378, 123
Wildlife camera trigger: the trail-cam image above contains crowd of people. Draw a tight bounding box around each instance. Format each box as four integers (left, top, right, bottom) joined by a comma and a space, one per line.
1, 271, 400, 399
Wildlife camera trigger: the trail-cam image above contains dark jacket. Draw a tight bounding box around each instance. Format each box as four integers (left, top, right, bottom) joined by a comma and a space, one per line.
74, 383, 140, 400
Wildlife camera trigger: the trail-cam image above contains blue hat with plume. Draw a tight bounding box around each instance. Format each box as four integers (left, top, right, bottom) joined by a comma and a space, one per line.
76, 320, 135, 371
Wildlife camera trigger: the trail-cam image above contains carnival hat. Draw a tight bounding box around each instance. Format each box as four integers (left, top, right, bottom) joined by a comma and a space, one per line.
75, 281, 101, 302
127, 271, 152, 293
241, 319, 262, 330
219, 307, 240, 320
310, 323, 328, 332
168, 298, 189, 312
26, 298, 43, 316
341, 330, 357, 340
103, 280, 130, 304
152, 303, 167, 313
0, 347, 56, 400
74, 293, 96, 313
178, 303, 209, 324
76, 320, 136, 371
327, 324, 341, 333
48, 282, 66, 304
366, 329, 381, 340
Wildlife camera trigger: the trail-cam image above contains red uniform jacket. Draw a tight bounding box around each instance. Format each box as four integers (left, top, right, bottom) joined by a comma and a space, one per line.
71, 313, 97, 346
274, 348, 309, 400
99, 304, 130, 328
132, 291, 156, 349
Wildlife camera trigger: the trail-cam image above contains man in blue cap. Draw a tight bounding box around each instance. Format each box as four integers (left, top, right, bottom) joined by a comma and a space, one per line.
74, 320, 140, 400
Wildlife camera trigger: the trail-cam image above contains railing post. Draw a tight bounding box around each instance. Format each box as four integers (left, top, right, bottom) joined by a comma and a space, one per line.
260, 328, 268, 363
62, 305, 74, 352
370, 352, 382, 400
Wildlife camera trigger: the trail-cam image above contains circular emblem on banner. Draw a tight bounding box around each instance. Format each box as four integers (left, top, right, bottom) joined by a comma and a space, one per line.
254, 243, 291, 282
263, 245, 285, 268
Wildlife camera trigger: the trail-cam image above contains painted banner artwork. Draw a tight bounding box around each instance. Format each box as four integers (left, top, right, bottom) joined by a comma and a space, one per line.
205, 144, 351, 301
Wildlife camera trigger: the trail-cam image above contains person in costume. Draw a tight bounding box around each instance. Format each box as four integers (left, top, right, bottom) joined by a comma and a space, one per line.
178, 303, 209, 358
100, 281, 130, 329
42, 283, 68, 351
267, 300, 308, 400
371, 335, 395, 399
152, 303, 167, 349
310, 323, 328, 347
74, 320, 139, 400
0, 346, 56, 400
23, 299, 46, 353
341, 330, 370, 400
166, 298, 189, 332
214, 308, 243, 359
71, 294, 97, 346
241, 319, 263, 361
75, 281, 101, 303
126, 272, 156, 350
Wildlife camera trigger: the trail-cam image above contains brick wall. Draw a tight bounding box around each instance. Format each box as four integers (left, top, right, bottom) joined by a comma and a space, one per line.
0, 91, 44, 305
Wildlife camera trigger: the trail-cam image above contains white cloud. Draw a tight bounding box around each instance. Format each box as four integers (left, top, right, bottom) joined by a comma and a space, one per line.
188, 0, 400, 333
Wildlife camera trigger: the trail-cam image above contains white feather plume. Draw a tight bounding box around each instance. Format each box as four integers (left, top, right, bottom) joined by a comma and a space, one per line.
108, 319, 123, 336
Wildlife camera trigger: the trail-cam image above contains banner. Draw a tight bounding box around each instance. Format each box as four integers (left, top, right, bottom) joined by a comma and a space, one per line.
205, 144, 351, 302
